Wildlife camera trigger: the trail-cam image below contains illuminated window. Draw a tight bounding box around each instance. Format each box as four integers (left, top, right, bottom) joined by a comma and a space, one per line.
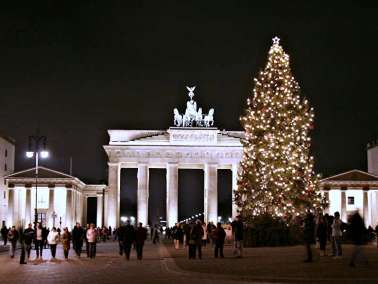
348, 196, 355, 205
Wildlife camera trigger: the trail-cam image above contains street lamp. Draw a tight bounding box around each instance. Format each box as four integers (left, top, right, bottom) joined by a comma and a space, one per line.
26, 133, 49, 228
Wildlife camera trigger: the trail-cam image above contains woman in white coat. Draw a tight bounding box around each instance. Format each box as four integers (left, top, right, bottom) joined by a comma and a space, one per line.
47, 227, 59, 259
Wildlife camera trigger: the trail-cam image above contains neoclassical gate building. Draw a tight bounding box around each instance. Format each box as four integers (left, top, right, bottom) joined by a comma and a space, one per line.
103, 87, 244, 228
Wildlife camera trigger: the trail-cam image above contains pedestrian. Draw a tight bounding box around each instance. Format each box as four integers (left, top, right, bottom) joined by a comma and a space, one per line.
349, 211, 368, 267
231, 215, 244, 258
42, 226, 48, 249
303, 211, 316, 262
202, 222, 207, 247
86, 223, 97, 259
35, 223, 44, 259
317, 214, 328, 256
72, 222, 85, 257
23, 223, 35, 260
172, 223, 183, 249
117, 225, 126, 255
331, 211, 343, 259
18, 226, 27, 264
188, 220, 204, 259
1, 225, 8, 246
152, 224, 160, 244
62, 227, 71, 260
135, 222, 147, 260
7, 226, 19, 258
47, 227, 59, 260
122, 220, 135, 260
213, 222, 226, 258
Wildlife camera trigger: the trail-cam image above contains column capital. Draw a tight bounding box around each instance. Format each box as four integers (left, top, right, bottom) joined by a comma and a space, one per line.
108, 162, 119, 167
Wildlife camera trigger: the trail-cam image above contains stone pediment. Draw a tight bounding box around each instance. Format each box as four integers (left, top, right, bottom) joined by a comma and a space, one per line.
6, 166, 74, 179
321, 169, 378, 182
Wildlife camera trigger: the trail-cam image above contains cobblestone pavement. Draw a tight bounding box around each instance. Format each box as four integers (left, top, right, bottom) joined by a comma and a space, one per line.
1, 241, 377, 283
166, 242, 378, 283
0, 241, 264, 284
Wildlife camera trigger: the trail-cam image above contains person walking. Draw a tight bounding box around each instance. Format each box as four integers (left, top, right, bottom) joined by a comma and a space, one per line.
35, 223, 44, 259
7, 226, 19, 258
117, 225, 126, 256
172, 223, 183, 249
213, 222, 226, 258
135, 223, 147, 260
303, 211, 316, 262
317, 214, 328, 256
188, 220, 204, 259
86, 224, 97, 259
349, 212, 368, 267
231, 216, 244, 258
23, 223, 35, 260
72, 222, 85, 257
47, 227, 59, 260
62, 227, 71, 260
1, 225, 8, 246
331, 211, 343, 259
123, 221, 135, 260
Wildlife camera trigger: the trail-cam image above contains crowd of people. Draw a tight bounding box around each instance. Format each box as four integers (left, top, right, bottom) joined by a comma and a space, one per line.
1, 212, 377, 267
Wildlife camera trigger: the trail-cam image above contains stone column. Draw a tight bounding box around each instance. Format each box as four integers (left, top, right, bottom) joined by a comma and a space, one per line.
204, 163, 218, 224
231, 164, 239, 220
66, 189, 73, 229
48, 187, 55, 228
97, 194, 103, 227
106, 163, 120, 228
83, 196, 87, 226
341, 190, 347, 222
137, 164, 149, 226
363, 190, 369, 226
25, 188, 31, 225
7, 189, 14, 226
166, 163, 178, 227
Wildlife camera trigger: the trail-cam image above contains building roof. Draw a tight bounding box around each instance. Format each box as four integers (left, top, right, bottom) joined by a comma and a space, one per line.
5, 166, 75, 179
0, 130, 15, 145
321, 169, 378, 182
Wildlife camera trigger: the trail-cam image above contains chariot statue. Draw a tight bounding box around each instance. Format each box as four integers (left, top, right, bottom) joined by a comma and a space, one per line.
173, 86, 215, 127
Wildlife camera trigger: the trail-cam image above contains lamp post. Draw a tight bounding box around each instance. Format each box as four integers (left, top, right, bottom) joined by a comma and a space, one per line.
26, 134, 49, 228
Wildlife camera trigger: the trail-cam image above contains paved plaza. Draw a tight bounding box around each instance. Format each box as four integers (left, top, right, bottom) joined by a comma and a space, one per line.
0, 241, 377, 284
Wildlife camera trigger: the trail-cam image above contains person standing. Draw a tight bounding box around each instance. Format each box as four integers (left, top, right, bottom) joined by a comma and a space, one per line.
188, 220, 204, 259
35, 223, 44, 259
7, 226, 19, 258
231, 216, 244, 258
117, 225, 126, 255
135, 223, 147, 260
1, 225, 8, 246
172, 223, 183, 249
349, 212, 368, 267
123, 221, 135, 260
61, 227, 71, 260
303, 211, 316, 262
317, 215, 328, 257
23, 224, 35, 260
213, 222, 226, 258
18, 226, 27, 264
86, 224, 97, 259
72, 222, 85, 257
47, 227, 59, 260
331, 211, 343, 259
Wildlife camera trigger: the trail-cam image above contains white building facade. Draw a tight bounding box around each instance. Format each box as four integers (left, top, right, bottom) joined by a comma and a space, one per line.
4, 167, 106, 228
0, 134, 15, 227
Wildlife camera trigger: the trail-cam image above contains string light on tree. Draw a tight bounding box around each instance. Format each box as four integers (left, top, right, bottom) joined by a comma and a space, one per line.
235, 36, 327, 220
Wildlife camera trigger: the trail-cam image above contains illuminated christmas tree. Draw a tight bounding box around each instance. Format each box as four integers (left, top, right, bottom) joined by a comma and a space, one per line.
235, 37, 327, 220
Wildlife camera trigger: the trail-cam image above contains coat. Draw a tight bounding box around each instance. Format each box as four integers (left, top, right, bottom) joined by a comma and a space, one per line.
47, 231, 59, 245
303, 213, 316, 244
189, 224, 204, 246
135, 227, 147, 245
212, 226, 226, 244
61, 232, 71, 250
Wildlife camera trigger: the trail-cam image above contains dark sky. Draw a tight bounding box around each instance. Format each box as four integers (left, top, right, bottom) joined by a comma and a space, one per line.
1, 1, 378, 185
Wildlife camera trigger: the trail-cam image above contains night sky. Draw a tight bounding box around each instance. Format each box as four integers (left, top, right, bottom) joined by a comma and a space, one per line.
1, 1, 378, 220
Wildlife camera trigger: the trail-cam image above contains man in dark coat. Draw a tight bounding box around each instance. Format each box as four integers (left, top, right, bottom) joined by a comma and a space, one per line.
23, 223, 35, 259
213, 222, 226, 258
303, 211, 316, 262
72, 222, 85, 257
135, 223, 147, 260
188, 220, 204, 259
122, 221, 135, 260
231, 215, 244, 258
1, 225, 8, 246
349, 212, 368, 267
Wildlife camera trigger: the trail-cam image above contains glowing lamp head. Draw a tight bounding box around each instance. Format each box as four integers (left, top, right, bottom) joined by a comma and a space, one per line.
40, 151, 49, 159
26, 151, 34, 158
